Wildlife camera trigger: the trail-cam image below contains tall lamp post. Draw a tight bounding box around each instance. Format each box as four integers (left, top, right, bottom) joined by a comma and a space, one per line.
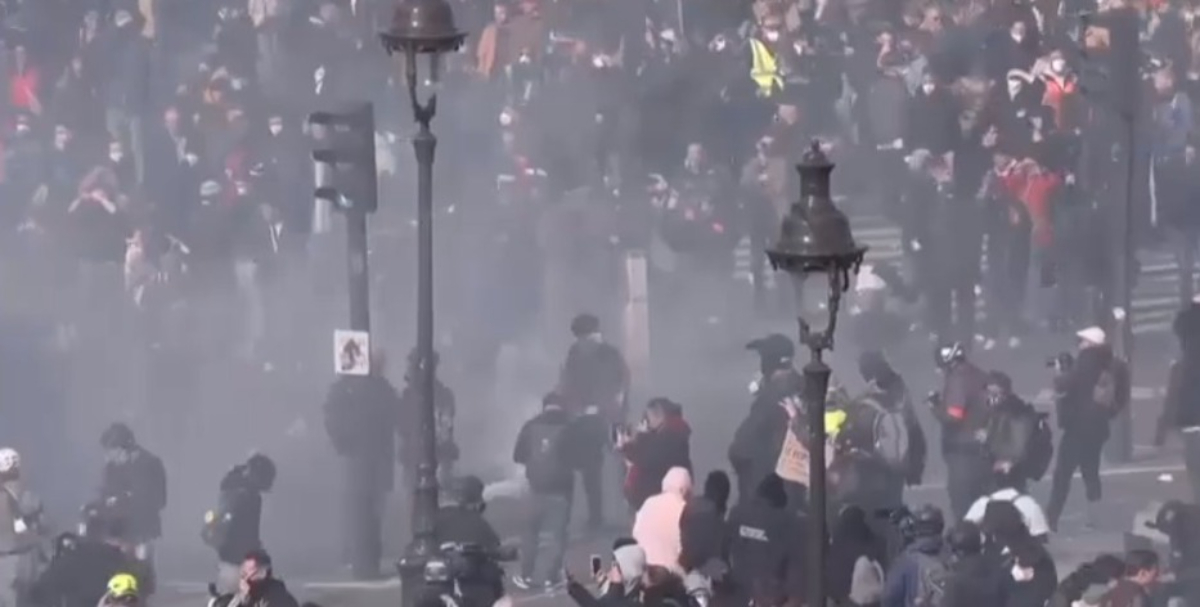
766, 141, 866, 607
380, 0, 465, 598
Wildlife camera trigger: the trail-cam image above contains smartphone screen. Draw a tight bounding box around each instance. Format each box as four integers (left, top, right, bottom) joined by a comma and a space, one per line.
590, 554, 602, 576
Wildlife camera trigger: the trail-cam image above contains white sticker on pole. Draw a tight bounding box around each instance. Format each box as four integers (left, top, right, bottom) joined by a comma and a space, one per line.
334, 330, 371, 376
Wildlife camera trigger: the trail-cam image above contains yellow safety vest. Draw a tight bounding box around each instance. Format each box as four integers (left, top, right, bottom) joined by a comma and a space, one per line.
825, 409, 848, 438
749, 39, 783, 98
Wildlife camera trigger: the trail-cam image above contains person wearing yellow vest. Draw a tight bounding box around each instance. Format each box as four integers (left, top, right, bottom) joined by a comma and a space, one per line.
749, 16, 786, 98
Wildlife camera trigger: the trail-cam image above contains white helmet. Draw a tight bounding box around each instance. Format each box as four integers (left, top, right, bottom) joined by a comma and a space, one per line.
0, 448, 19, 474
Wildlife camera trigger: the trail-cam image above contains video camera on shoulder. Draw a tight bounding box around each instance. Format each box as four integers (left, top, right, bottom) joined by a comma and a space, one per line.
1045, 352, 1074, 374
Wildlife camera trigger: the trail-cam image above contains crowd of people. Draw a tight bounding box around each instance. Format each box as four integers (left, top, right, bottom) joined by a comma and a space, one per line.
5, 0, 1200, 603
495, 307, 1194, 607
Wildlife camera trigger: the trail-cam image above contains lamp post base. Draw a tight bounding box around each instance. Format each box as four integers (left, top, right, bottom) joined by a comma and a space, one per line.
398, 551, 430, 607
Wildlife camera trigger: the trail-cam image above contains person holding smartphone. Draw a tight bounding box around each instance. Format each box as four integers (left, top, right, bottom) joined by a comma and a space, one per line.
617, 399, 692, 511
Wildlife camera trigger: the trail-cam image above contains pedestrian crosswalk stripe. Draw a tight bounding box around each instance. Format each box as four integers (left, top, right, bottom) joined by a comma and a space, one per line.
729, 214, 1190, 333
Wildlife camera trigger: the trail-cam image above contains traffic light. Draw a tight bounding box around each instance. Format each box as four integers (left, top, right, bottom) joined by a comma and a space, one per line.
309, 101, 378, 214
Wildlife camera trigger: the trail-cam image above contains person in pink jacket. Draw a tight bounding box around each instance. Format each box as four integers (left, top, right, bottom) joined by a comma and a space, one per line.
632, 467, 693, 573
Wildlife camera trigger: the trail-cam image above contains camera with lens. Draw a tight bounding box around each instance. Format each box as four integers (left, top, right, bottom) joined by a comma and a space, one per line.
876, 506, 918, 542
411, 542, 517, 607
1045, 352, 1074, 373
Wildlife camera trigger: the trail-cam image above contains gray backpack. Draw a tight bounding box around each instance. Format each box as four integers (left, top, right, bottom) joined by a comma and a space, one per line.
859, 396, 911, 471
912, 551, 949, 607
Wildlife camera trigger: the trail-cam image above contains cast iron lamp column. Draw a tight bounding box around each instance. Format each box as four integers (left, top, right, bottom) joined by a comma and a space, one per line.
766, 141, 866, 607
380, 0, 465, 600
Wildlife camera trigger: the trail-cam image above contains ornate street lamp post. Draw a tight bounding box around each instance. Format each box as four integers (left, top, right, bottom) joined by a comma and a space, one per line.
380, 0, 465, 600
766, 141, 866, 607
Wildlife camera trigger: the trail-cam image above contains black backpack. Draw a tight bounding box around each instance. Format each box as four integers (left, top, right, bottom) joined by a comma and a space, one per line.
524, 421, 568, 490
1023, 412, 1054, 482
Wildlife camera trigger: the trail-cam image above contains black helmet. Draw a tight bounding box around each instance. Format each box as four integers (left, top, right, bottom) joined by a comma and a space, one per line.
946, 521, 982, 556
911, 504, 945, 538
245, 453, 277, 492
570, 314, 600, 337
450, 475, 486, 508
100, 423, 136, 450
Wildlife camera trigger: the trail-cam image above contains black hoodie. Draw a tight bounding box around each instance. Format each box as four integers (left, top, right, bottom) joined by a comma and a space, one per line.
213, 467, 265, 566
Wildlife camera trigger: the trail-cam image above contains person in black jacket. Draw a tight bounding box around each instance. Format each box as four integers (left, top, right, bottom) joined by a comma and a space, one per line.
207, 454, 276, 594
618, 398, 692, 510
942, 521, 1006, 607
828, 505, 886, 606
1046, 327, 1129, 530
930, 343, 991, 519
97, 423, 167, 588
729, 334, 803, 508
982, 371, 1038, 490
1159, 303, 1200, 502
558, 313, 629, 419
512, 394, 577, 590
680, 471, 731, 574
322, 352, 401, 581
229, 550, 299, 607
435, 476, 506, 607
982, 501, 1057, 607
725, 474, 806, 607
32, 518, 138, 607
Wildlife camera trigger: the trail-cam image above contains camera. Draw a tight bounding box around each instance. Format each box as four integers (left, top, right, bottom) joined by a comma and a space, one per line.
1045, 352, 1074, 373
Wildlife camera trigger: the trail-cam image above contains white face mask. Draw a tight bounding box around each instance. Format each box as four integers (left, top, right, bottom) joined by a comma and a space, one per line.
269, 124, 282, 135
184, 153, 199, 166
764, 29, 780, 42
712, 37, 727, 52
15, 124, 29, 134
1011, 29, 1024, 42
499, 112, 513, 126
592, 55, 606, 68
922, 82, 935, 94
1007, 80, 1022, 96
109, 152, 123, 163
1050, 58, 1066, 73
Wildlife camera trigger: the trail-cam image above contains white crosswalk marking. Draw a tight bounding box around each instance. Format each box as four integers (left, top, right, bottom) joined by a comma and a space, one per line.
733, 213, 1194, 335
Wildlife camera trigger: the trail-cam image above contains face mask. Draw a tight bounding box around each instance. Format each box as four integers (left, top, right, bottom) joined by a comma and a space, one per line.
109, 153, 123, 163
712, 37, 726, 51
922, 82, 935, 94
15, 124, 29, 135
185, 153, 199, 166
592, 55, 605, 68
1050, 58, 1066, 73
268, 124, 282, 135
764, 30, 780, 42
1011, 29, 1024, 42
1007, 80, 1022, 95
499, 112, 513, 126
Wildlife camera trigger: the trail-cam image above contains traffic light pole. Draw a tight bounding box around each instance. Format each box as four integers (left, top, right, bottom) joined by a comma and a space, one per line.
1107, 7, 1138, 464
346, 209, 372, 333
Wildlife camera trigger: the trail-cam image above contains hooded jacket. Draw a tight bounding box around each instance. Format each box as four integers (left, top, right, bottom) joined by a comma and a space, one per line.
725, 476, 805, 605
729, 370, 802, 503
623, 414, 692, 509
882, 536, 945, 607
633, 468, 693, 573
